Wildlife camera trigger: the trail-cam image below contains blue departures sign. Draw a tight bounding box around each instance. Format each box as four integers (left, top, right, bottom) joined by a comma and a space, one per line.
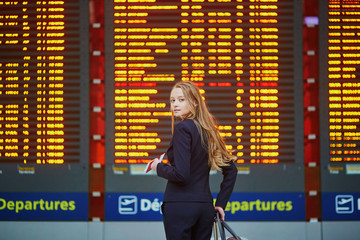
0, 192, 88, 220
322, 192, 360, 220
105, 192, 305, 221
224, 192, 305, 221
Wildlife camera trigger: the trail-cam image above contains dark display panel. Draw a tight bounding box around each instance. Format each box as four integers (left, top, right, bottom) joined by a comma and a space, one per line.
105, 0, 303, 192
319, 0, 360, 192
0, 0, 89, 192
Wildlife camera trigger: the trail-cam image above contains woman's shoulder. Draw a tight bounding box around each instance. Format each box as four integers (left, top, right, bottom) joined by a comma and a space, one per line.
177, 119, 196, 127
174, 119, 197, 132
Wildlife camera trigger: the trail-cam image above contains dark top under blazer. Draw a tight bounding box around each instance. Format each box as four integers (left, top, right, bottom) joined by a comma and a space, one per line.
157, 119, 237, 209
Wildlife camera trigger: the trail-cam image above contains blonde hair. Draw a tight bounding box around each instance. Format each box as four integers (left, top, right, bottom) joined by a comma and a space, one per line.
170, 81, 237, 170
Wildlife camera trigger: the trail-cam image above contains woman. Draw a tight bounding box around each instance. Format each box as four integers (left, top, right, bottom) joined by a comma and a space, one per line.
151, 81, 237, 240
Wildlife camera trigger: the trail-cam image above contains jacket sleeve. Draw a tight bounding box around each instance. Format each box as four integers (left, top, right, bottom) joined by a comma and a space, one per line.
215, 160, 237, 208
157, 123, 191, 184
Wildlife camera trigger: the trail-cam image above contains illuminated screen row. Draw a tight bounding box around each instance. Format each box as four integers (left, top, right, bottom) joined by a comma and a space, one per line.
322, 0, 360, 164
106, 0, 303, 171
0, 1, 83, 164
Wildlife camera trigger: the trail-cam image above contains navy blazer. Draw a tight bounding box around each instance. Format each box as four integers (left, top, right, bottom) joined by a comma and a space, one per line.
157, 119, 237, 209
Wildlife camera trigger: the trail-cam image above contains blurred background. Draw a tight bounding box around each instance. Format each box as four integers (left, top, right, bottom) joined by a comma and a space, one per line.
0, 0, 359, 239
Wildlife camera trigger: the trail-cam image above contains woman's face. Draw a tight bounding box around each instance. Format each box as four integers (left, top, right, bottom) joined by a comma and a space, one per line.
170, 87, 191, 120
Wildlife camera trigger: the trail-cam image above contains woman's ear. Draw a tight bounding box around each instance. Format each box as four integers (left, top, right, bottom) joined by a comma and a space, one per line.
194, 99, 198, 107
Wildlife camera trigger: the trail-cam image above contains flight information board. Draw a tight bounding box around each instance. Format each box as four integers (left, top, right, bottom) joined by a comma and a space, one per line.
0, 0, 89, 192
105, 0, 303, 192
319, 0, 360, 192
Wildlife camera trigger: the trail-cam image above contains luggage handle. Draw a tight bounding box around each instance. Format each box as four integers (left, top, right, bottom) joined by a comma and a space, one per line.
215, 212, 241, 240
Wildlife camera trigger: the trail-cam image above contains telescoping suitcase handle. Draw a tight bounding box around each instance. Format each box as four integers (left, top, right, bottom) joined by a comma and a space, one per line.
215, 212, 241, 240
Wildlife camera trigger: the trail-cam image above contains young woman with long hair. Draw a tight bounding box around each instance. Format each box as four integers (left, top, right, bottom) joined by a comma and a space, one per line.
151, 81, 237, 240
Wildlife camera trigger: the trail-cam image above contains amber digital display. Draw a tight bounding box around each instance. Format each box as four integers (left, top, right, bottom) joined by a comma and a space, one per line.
0, 1, 83, 164
106, 0, 302, 169
325, 0, 360, 163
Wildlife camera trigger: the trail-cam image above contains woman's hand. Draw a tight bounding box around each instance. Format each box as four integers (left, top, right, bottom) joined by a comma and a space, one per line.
214, 206, 225, 220
150, 157, 161, 172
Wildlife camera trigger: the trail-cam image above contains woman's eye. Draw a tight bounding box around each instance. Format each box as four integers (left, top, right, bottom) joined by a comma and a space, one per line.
179, 98, 185, 102
170, 99, 175, 103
